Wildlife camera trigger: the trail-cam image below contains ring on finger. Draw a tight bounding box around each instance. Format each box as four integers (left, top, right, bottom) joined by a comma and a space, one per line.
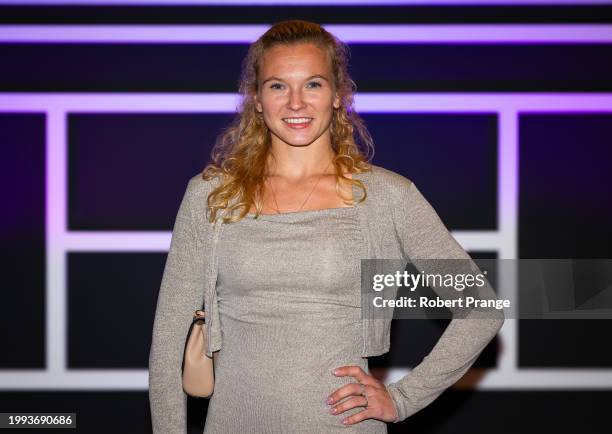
358, 383, 368, 408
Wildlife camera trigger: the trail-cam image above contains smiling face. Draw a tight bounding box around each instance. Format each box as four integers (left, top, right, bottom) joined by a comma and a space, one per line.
254, 42, 341, 148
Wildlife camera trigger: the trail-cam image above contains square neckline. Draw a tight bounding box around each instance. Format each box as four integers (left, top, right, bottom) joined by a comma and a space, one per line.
245, 171, 365, 219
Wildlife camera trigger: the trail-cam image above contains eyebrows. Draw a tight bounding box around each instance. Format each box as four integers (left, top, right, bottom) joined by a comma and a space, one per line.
261, 74, 329, 86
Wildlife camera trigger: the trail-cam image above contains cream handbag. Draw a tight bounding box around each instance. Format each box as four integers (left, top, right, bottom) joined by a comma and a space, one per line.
182, 309, 214, 398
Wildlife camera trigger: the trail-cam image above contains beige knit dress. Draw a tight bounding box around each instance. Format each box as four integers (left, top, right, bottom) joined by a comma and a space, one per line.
202, 206, 387, 433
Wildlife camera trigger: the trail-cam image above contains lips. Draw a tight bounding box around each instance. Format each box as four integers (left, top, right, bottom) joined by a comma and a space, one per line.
282, 117, 313, 129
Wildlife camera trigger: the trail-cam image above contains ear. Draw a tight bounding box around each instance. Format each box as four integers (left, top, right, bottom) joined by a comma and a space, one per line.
333, 92, 340, 110
254, 93, 263, 113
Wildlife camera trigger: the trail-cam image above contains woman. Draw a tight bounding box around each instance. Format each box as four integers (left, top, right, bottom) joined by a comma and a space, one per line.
149, 19, 505, 433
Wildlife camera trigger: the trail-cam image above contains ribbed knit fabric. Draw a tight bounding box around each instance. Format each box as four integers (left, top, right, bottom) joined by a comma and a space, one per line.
203, 206, 387, 433
148, 164, 505, 433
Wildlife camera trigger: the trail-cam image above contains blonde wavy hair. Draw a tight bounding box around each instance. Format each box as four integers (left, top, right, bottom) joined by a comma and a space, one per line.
202, 19, 375, 224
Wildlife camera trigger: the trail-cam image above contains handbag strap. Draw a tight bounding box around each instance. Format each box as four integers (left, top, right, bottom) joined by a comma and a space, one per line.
192, 309, 206, 323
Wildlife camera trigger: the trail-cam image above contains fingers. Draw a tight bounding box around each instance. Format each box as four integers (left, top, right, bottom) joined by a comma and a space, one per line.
330, 395, 373, 426
332, 365, 373, 385
327, 381, 369, 406
327, 366, 375, 405
340, 406, 378, 426
329, 391, 388, 426
342, 408, 377, 425
327, 365, 400, 425
329, 395, 368, 416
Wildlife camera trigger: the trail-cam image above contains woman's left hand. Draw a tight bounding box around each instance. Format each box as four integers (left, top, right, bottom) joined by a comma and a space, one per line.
326, 365, 399, 425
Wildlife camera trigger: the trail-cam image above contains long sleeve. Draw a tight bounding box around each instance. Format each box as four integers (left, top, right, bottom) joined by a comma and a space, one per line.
148, 177, 207, 434
385, 180, 505, 423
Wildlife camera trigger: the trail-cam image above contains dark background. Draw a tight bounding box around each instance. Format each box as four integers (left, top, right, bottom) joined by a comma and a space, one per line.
1, 2, 611, 433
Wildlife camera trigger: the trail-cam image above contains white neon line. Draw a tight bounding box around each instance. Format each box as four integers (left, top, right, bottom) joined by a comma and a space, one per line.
2, 93, 612, 112
498, 110, 519, 260
58, 230, 496, 251
46, 109, 67, 376
1, 0, 611, 5
2, 367, 612, 390
354, 93, 612, 111
1, 24, 612, 43
63, 232, 171, 251
461, 368, 612, 388
0, 25, 267, 43
0, 371, 149, 389
387, 367, 612, 389
496, 111, 519, 375
325, 24, 612, 43
0, 93, 243, 112
496, 111, 518, 374
451, 232, 503, 251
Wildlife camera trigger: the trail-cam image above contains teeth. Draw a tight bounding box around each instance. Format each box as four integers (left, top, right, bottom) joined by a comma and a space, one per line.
283, 118, 312, 124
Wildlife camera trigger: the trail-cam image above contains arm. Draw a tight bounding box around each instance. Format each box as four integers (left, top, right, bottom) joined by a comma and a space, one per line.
148, 177, 207, 434
385, 180, 505, 423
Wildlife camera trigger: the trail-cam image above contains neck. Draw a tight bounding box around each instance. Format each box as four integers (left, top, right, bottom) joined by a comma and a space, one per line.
265, 146, 336, 181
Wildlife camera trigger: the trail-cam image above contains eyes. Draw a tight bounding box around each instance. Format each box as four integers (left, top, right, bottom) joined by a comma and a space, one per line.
269, 81, 322, 90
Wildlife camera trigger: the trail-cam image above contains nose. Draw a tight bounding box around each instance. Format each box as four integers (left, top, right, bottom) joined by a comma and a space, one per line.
287, 89, 307, 111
